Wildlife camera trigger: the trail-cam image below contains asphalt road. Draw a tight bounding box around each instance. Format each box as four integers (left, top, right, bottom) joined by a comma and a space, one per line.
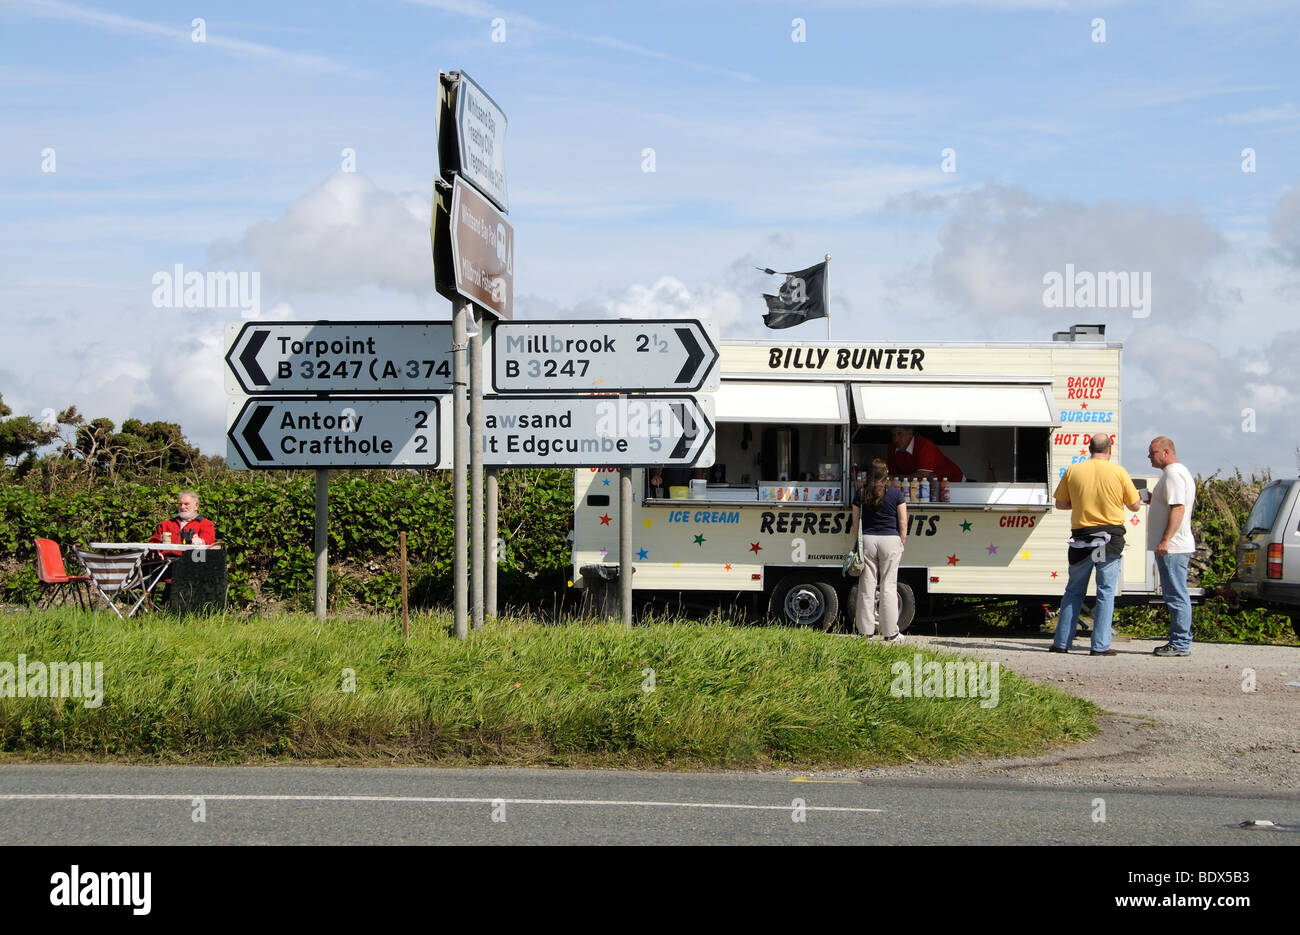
2, 764, 1297, 845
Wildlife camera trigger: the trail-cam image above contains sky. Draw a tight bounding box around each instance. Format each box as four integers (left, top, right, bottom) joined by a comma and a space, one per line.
2, 0, 1299, 478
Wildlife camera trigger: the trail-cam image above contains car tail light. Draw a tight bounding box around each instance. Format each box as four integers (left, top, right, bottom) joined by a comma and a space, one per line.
1267, 543, 1283, 579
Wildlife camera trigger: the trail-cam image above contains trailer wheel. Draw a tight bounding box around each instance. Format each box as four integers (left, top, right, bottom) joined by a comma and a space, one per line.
846, 581, 916, 633
769, 575, 837, 628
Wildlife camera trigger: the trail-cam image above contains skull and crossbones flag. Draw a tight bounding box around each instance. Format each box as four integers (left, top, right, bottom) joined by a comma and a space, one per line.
758, 261, 827, 329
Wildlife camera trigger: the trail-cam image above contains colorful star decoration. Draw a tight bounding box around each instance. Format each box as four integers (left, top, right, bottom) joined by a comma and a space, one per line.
749, 542, 762, 554
637, 548, 648, 560
724, 563, 732, 571
986, 543, 998, 555
1080, 403, 1088, 409
693, 534, 707, 546
602, 478, 610, 485
947, 554, 959, 566
1050, 571, 1058, 578
642, 518, 654, 528
959, 520, 973, 532
599, 513, 612, 526
599, 547, 608, 558
1020, 550, 1032, 561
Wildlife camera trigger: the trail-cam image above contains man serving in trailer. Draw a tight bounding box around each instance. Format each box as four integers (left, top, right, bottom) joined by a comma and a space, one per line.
886, 426, 964, 481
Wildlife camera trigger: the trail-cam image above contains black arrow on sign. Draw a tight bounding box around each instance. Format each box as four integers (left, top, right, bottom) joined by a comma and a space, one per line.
673, 327, 703, 385
242, 404, 274, 461
239, 329, 270, 387
669, 402, 698, 460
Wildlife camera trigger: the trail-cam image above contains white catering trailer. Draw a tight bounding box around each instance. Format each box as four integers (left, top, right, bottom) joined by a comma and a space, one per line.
571, 323, 1161, 627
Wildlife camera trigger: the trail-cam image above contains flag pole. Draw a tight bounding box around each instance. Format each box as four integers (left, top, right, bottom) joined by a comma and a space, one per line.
824, 253, 832, 341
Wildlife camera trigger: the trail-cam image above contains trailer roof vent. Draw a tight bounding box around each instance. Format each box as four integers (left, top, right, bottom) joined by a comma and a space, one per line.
1052, 323, 1106, 343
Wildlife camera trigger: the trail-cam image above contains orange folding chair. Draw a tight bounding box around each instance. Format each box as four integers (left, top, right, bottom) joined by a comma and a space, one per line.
34, 538, 93, 610
74, 546, 153, 619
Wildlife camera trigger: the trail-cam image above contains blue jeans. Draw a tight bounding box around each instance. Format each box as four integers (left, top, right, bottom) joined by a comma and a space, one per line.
1155, 552, 1193, 651
1053, 553, 1122, 652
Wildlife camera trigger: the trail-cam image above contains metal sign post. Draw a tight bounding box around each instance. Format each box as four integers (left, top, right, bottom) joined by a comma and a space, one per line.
314, 469, 328, 621
470, 308, 485, 631
452, 297, 469, 639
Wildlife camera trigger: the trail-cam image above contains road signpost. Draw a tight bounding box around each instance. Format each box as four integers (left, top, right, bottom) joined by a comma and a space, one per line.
436, 69, 514, 638
224, 321, 453, 395
481, 395, 715, 468
490, 319, 720, 393
226, 397, 449, 470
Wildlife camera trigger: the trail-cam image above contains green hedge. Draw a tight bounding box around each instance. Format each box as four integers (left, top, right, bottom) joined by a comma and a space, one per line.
0, 468, 574, 614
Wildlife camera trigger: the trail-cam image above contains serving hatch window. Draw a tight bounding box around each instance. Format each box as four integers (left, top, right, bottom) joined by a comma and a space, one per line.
850, 382, 1057, 493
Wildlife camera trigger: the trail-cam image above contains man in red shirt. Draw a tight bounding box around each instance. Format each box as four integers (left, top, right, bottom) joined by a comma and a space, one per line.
150, 491, 217, 558
886, 427, 964, 481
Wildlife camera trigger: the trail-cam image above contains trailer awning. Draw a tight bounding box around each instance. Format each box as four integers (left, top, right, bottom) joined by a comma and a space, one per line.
850, 383, 1057, 427
714, 382, 848, 424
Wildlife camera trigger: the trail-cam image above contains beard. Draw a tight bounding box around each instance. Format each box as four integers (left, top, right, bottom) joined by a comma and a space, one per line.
179, 510, 198, 521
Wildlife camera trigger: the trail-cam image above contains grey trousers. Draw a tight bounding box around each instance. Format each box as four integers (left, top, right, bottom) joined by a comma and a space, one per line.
855, 534, 905, 637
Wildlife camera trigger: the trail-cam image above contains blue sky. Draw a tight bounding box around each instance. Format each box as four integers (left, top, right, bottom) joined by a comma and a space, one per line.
3, 0, 1300, 476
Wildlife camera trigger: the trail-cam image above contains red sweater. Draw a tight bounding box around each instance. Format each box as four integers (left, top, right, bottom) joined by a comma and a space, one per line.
150, 516, 217, 557
887, 435, 964, 481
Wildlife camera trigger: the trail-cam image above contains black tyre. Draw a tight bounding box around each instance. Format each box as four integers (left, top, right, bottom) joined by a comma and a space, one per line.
815, 581, 841, 631
768, 574, 838, 628
846, 580, 916, 633
1291, 613, 1300, 641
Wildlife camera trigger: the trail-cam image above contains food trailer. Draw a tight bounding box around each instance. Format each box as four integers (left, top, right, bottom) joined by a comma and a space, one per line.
571, 323, 1159, 627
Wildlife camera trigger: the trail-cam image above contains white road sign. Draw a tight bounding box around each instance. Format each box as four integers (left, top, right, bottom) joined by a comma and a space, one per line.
482, 395, 714, 467
439, 70, 508, 212
224, 322, 452, 394
227, 397, 449, 470
491, 319, 720, 394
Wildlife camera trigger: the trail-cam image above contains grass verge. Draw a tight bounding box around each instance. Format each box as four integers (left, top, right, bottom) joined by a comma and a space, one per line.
0, 608, 1098, 768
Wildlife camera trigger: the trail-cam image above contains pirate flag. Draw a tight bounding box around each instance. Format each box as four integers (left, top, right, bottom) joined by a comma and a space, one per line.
759, 261, 827, 329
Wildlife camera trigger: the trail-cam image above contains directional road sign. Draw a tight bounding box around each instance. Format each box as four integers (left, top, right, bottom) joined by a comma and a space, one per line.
224, 322, 452, 395
227, 397, 449, 470
437, 70, 508, 212
490, 319, 720, 394
481, 395, 714, 468
432, 176, 514, 319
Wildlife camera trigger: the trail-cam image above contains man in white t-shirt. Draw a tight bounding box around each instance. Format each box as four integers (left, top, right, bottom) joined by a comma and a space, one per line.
1144, 436, 1196, 656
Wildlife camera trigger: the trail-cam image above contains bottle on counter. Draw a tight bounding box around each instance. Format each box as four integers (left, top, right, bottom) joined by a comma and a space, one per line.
919, 476, 930, 502
940, 478, 951, 502
909, 477, 920, 501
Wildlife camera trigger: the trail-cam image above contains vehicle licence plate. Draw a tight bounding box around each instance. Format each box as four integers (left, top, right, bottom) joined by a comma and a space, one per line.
1243, 551, 1257, 567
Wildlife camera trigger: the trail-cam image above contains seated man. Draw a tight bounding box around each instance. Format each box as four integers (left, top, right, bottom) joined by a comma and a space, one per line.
150, 490, 217, 558
886, 426, 964, 481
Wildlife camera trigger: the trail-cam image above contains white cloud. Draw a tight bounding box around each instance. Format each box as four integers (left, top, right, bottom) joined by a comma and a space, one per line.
911, 183, 1229, 326
601, 276, 763, 337
241, 172, 432, 294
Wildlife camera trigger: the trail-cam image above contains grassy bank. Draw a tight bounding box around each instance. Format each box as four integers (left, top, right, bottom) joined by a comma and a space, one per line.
0, 609, 1097, 768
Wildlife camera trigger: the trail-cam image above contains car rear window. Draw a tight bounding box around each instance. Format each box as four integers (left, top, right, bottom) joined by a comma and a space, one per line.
1244, 480, 1293, 535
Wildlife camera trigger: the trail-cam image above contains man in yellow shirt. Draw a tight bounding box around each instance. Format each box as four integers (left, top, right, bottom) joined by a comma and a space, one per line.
1049, 433, 1141, 655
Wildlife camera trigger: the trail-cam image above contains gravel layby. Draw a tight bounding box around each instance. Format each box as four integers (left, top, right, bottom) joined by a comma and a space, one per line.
836, 635, 1300, 796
